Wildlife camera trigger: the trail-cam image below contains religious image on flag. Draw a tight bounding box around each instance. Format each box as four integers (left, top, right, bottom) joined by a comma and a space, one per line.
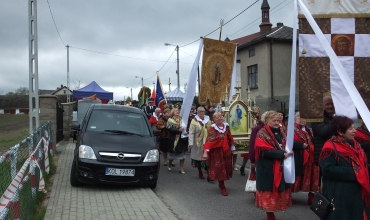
156, 74, 167, 112
298, 0, 370, 122
198, 38, 237, 106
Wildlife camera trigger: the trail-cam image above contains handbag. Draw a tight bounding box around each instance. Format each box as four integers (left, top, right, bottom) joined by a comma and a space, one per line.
245, 164, 256, 192
309, 141, 337, 219
309, 193, 335, 219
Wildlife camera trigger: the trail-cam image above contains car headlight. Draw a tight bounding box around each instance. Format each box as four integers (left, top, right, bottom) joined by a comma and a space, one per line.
143, 149, 159, 162
79, 145, 97, 160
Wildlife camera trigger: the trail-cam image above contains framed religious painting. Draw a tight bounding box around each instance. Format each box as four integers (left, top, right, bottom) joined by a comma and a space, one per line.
228, 100, 248, 136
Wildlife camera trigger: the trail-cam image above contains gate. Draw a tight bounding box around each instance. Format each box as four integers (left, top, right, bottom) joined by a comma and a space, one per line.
56, 103, 64, 142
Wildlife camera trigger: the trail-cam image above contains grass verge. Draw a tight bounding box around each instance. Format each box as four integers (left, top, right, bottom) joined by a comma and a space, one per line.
30, 154, 58, 220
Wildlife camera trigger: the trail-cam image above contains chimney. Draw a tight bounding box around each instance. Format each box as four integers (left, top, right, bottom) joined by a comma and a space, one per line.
277, 22, 284, 28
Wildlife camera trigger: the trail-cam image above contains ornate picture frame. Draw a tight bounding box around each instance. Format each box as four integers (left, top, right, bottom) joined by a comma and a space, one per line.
228, 100, 249, 136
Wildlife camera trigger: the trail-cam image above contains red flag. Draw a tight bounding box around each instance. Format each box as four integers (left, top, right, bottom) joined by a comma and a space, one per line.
151, 86, 156, 105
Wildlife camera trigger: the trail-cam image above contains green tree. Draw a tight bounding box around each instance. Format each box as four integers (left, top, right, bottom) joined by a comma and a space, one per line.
6, 92, 15, 96
125, 96, 132, 103
15, 87, 29, 95
6, 87, 29, 95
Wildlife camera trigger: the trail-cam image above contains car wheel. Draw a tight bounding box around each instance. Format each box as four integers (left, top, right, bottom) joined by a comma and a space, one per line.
149, 181, 157, 189
70, 161, 82, 187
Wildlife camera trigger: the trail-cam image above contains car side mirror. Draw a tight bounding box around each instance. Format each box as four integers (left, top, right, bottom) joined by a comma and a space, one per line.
71, 124, 80, 131
153, 130, 161, 137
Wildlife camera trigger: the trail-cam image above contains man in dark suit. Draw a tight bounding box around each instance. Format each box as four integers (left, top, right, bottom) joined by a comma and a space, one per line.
311, 96, 335, 190
312, 96, 335, 165
144, 98, 157, 119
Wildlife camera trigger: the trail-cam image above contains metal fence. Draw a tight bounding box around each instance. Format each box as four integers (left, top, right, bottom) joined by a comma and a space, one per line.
0, 122, 53, 220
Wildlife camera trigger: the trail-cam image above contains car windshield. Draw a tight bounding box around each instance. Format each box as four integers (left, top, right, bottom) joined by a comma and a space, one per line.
86, 110, 150, 136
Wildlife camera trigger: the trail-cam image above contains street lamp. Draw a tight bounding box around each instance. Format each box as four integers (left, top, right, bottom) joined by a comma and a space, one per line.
135, 76, 144, 87
164, 43, 180, 88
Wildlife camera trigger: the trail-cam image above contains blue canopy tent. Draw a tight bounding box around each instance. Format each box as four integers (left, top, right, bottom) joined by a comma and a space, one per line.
73, 81, 113, 103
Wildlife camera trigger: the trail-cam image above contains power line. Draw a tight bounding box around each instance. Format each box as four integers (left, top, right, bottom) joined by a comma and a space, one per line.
179, 49, 195, 57
157, 48, 176, 72
229, 0, 292, 38
70, 46, 173, 63
180, 0, 260, 48
46, 0, 65, 46
141, 48, 177, 81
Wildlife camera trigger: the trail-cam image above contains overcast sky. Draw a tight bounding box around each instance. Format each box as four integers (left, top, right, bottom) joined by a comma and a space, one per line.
0, 0, 293, 100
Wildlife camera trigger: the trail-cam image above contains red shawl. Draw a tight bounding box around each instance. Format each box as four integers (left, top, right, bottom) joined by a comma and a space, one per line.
293, 123, 314, 165
320, 136, 370, 208
255, 125, 286, 191
355, 126, 370, 144
203, 124, 234, 152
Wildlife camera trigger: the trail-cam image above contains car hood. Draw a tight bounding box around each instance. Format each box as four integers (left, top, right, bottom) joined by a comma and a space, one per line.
82, 131, 155, 154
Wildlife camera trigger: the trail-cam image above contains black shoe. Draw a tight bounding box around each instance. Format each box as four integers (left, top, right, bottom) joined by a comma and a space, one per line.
240, 167, 245, 176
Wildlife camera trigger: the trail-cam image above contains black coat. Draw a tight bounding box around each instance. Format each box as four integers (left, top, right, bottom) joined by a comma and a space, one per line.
144, 105, 157, 119
320, 150, 369, 220
256, 150, 291, 192
311, 112, 333, 165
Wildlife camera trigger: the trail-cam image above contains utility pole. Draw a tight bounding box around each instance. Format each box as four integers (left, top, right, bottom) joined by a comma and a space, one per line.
168, 78, 171, 91
66, 44, 70, 102
165, 43, 180, 88
219, 19, 224, 40
28, 0, 40, 132
135, 76, 144, 88
176, 45, 180, 88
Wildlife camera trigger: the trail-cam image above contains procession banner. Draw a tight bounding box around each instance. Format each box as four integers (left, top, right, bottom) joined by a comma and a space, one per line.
198, 38, 237, 106
180, 39, 203, 130
298, 0, 370, 122
228, 47, 238, 104
284, 0, 298, 184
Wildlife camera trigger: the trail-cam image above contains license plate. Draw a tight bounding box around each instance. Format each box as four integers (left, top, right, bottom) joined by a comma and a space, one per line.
105, 168, 135, 176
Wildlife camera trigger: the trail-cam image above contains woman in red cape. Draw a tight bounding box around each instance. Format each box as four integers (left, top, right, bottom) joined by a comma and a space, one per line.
202, 112, 235, 196
319, 116, 370, 220
355, 123, 370, 144
291, 112, 319, 204
254, 111, 293, 220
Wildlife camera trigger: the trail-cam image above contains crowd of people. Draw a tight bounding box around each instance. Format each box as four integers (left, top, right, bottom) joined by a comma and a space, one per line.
132, 96, 370, 220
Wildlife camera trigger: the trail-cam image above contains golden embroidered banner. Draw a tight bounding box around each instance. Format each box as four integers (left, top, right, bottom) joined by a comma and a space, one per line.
298, 1, 370, 122
198, 38, 237, 106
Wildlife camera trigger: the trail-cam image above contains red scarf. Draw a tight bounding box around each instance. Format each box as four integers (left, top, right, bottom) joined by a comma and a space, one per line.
320, 136, 370, 208
355, 126, 370, 144
203, 126, 234, 152
293, 123, 314, 165
255, 125, 286, 191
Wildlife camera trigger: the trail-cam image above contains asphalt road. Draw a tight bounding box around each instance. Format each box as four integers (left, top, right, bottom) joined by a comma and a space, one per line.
153, 153, 318, 220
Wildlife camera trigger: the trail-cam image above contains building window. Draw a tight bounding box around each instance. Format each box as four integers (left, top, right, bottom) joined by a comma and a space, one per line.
248, 65, 258, 89
249, 48, 255, 57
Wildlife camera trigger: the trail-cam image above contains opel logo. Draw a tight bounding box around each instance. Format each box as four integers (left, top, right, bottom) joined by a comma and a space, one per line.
117, 152, 125, 160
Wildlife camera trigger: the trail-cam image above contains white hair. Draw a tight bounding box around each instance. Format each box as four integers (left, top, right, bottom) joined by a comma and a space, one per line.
261, 111, 268, 123
155, 108, 161, 112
